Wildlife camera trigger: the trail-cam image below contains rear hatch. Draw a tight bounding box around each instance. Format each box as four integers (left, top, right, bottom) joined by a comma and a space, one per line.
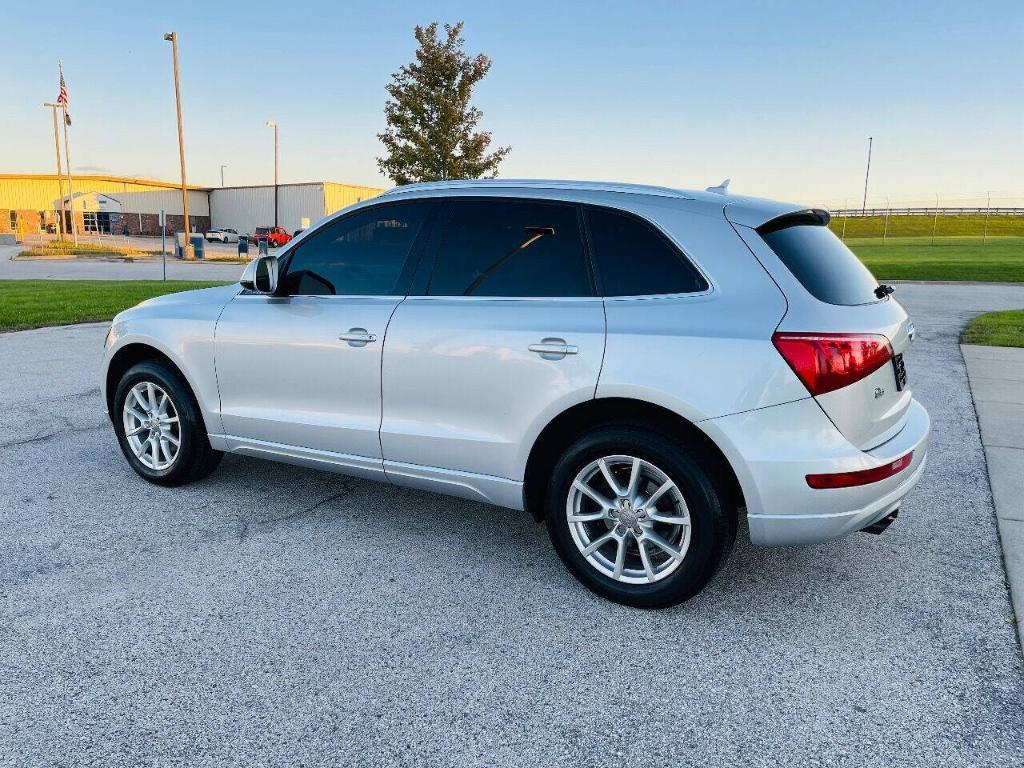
732, 209, 914, 451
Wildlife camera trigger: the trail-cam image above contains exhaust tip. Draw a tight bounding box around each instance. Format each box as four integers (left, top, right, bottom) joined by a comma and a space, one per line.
861, 509, 899, 535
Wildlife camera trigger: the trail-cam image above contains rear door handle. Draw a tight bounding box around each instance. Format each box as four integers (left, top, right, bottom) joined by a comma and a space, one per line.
529, 338, 578, 359
339, 328, 377, 347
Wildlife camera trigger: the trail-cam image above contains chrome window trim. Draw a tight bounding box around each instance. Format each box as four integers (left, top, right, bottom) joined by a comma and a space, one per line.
401, 295, 604, 303
270, 193, 718, 301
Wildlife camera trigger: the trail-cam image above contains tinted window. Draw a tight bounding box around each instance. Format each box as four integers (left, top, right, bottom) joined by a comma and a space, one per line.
428, 200, 592, 297
760, 224, 880, 305
280, 202, 431, 296
586, 207, 708, 296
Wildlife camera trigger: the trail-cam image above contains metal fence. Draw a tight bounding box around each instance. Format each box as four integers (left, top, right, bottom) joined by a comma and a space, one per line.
829, 207, 1024, 218
820, 191, 1024, 217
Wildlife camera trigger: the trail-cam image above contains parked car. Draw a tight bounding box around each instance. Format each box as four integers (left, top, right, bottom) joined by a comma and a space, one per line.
251, 226, 291, 248
100, 180, 930, 608
205, 228, 239, 243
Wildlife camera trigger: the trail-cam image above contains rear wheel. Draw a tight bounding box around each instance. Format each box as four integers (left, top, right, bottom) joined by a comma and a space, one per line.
113, 360, 222, 486
546, 426, 734, 608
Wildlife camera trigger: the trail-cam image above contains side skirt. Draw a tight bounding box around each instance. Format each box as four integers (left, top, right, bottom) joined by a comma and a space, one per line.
210, 434, 524, 510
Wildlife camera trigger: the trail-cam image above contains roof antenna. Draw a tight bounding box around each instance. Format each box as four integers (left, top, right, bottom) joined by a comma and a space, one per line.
705, 179, 730, 195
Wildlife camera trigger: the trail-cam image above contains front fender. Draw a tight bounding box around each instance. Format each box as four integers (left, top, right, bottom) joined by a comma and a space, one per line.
102, 285, 238, 438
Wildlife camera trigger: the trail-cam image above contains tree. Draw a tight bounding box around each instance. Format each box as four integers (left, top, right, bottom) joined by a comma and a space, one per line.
377, 22, 510, 185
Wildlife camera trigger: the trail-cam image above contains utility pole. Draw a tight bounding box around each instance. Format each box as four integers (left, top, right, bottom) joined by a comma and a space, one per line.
60, 103, 78, 245
861, 136, 873, 215
220, 164, 227, 187
266, 121, 278, 227
164, 31, 192, 257
43, 103, 67, 240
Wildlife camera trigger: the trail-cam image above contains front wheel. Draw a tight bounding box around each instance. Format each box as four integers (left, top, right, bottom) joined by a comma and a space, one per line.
112, 360, 222, 486
545, 426, 734, 608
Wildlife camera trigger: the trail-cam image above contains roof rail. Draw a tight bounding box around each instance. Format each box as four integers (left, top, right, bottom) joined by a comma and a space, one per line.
381, 179, 696, 200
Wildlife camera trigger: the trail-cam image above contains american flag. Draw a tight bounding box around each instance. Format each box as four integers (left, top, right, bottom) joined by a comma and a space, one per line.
57, 63, 71, 125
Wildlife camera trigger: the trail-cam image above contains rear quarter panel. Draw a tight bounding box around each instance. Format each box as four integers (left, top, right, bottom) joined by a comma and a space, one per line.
596, 201, 807, 420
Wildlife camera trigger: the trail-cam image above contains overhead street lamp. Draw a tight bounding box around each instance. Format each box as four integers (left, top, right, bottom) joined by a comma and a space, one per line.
164, 31, 192, 257
266, 121, 279, 227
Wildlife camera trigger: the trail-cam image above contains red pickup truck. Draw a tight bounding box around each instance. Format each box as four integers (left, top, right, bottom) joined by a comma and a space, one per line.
251, 226, 292, 248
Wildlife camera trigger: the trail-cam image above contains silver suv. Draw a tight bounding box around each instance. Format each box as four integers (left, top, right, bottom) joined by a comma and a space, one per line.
102, 180, 930, 607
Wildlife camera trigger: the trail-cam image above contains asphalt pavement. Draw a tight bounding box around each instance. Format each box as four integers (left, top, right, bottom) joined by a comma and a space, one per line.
1, 244, 247, 282
1, 283, 1023, 767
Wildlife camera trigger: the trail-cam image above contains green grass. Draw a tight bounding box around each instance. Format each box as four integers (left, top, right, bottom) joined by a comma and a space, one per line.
0, 280, 228, 332
19, 240, 147, 259
846, 238, 1024, 282
962, 309, 1024, 348
829, 214, 1024, 240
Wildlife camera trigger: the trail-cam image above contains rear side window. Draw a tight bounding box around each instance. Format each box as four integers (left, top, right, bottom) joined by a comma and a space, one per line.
428, 199, 592, 297
759, 220, 880, 306
280, 201, 432, 296
585, 206, 708, 296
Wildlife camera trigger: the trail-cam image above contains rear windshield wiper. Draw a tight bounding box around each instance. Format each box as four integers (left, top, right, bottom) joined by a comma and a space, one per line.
874, 284, 895, 299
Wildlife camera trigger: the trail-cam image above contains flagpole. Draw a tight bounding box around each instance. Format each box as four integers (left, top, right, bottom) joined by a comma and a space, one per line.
43, 103, 67, 241
57, 61, 78, 245
60, 103, 78, 246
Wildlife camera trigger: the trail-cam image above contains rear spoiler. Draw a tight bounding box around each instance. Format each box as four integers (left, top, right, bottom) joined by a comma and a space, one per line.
756, 209, 831, 236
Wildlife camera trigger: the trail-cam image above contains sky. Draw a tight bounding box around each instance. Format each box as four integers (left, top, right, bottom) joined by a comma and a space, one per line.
2, 0, 1022, 207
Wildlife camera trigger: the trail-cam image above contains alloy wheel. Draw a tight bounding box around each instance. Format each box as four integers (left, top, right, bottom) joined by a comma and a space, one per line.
122, 381, 181, 471
566, 454, 691, 584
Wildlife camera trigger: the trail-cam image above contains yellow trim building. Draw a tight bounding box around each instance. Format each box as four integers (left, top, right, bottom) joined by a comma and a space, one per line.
0, 173, 383, 237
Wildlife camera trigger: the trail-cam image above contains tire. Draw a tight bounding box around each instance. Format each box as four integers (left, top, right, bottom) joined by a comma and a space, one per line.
545, 425, 734, 608
112, 360, 222, 486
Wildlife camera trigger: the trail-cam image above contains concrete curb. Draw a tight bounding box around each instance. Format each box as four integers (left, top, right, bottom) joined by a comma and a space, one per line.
963, 343, 1024, 650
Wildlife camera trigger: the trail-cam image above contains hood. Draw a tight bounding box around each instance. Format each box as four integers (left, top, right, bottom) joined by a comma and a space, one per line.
111, 283, 242, 327
134, 282, 242, 309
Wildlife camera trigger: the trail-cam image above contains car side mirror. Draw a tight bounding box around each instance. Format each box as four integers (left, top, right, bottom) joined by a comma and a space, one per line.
239, 255, 279, 294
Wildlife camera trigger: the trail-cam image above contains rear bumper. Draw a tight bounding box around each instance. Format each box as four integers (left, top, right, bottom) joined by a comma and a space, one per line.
748, 449, 928, 546
700, 397, 931, 547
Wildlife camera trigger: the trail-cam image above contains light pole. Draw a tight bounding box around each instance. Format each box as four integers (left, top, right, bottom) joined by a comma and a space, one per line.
266, 121, 278, 227
43, 102, 67, 240
861, 136, 873, 215
164, 31, 192, 257
220, 164, 227, 187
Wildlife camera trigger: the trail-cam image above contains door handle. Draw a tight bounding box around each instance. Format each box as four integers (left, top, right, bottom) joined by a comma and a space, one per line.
529, 338, 578, 359
339, 328, 377, 346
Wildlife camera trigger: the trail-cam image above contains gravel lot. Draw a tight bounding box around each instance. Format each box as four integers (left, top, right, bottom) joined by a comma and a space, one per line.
2, 283, 1023, 767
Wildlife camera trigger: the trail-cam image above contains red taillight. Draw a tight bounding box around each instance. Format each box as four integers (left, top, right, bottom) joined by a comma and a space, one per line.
772, 332, 893, 396
806, 451, 914, 489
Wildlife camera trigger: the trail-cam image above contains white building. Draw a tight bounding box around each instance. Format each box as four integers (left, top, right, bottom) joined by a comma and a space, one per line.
210, 181, 384, 234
